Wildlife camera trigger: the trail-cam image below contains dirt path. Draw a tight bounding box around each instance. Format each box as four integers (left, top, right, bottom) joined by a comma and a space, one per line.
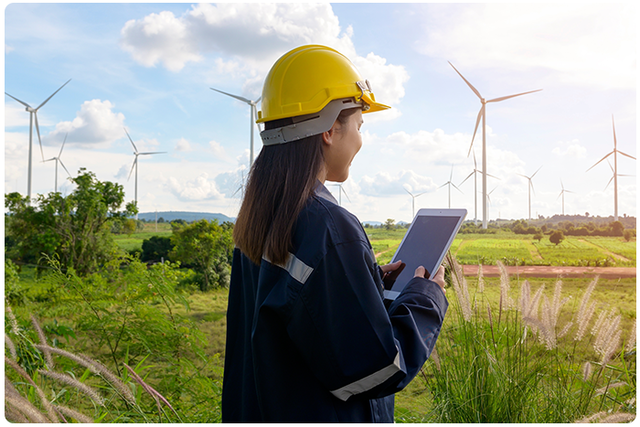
462, 265, 636, 279
577, 239, 632, 263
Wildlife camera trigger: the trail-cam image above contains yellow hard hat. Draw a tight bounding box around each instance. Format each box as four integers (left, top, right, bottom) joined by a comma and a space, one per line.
257, 45, 390, 145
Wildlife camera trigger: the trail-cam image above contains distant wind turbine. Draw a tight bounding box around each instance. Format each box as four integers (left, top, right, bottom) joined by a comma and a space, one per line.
330, 183, 351, 206
210, 87, 261, 167
517, 166, 542, 220
557, 180, 574, 216
487, 186, 498, 222
449, 61, 541, 229
439, 165, 463, 209
43, 133, 71, 193
124, 128, 167, 219
586, 115, 636, 221
404, 188, 427, 219
459, 150, 499, 225
5, 78, 72, 201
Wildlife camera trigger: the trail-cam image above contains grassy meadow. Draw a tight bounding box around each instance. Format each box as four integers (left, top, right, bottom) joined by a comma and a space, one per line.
6, 224, 636, 422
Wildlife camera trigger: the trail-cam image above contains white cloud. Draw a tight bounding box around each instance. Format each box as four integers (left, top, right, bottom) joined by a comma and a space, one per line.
167, 173, 224, 201
43, 99, 126, 147
215, 166, 247, 198
359, 170, 438, 197
552, 140, 587, 158
175, 137, 192, 152
416, 3, 636, 90
209, 140, 225, 157
120, 4, 408, 112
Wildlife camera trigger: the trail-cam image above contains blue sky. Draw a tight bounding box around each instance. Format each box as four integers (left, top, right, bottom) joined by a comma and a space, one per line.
4, 2, 637, 223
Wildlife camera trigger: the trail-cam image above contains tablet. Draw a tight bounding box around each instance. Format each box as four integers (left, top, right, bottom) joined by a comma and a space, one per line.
383, 208, 467, 301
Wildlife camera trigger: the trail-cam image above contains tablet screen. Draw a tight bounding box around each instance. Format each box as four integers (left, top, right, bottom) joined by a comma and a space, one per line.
385, 211, 465, 300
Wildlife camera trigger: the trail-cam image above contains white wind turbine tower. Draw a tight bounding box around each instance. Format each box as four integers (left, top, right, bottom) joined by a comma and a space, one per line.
557, 180, 574, 216
586, 115, 636, 221
404, 188, 427, 219
517, 166, 542, 220
124, 128, 167, 219
439, 165, 463, 209
459, 150, 499, 225
43, 133, 71, 193
449, 61, 541, 229
5, 78, 72, 201
211, 88, 261, 167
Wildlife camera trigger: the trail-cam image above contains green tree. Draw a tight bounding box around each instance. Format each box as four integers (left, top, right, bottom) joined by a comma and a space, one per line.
384, 218, 396, 230
141, 236, 175, 262
5, 168, 137, 275
610, 221, 624, 237
170, 220, 234, 291
549, 230, 565, 246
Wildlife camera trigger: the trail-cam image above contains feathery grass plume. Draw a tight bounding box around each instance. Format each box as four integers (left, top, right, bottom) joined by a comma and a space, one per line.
574, 277, 598, 341
5, 356, 59, 422
6, 305, 20, 335
497, 260, 513, 312
557, 321, 573, 339
594, 312, 621, 356
519, 280, 531, 314
581, 361, 592, 382
600, 328, 622, 367
524, 316, 556, 350
5, 394, 51, 423
34, 345, 136, 406
625, 319, 636, 352
31, 315, 54, 369
574, 411, 606, 423
429, 347, 441, 372
590, 308, 610, 338
595, 381, 628, 396
477, 264, 485, 293
54, 404, 94, 423
124, 363, 179, 418
38, 369, 105, 406
4, 401, 31, 423
599, 413, 636, 423
448, 256, 472, 321
5, 333, 17, 360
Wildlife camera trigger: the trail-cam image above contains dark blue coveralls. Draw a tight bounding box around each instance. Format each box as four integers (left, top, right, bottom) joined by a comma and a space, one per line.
222, 182, 448, 422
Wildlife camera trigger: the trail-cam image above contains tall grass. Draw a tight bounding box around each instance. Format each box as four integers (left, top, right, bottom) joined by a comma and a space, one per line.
420, 254, 636, 423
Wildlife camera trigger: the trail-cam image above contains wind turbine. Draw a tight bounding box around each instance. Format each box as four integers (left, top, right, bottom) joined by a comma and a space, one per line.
210, 87, 261, 167
404, 188, 427, 219
439, 165, 463, 209
5, 78, 72, 201
459, 150, 499, 225
557, 180, 574, 216
586, 115, 636, 221
449, 61, 541, 229
124, 128, 167, 219
329, 183, 351, 206
486, 186, 498, 223
517, 166, 542, 220
43, 133, 71, 193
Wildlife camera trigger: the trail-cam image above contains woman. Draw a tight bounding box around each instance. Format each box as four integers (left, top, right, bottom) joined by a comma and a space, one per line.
222, 45, 447, 422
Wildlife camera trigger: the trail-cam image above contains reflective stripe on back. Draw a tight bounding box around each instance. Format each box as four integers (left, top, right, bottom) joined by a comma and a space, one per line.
263, 252, 314, 285
329, 351, 401, 401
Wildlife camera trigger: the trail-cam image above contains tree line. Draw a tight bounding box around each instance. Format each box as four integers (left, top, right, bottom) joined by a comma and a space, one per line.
5, 169, 234, 291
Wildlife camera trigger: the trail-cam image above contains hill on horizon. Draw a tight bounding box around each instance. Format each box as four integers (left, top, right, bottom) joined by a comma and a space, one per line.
138, 211, 235, 223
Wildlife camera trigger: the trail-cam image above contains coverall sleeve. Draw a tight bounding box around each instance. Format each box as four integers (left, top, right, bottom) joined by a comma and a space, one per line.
286, 239, 447, 402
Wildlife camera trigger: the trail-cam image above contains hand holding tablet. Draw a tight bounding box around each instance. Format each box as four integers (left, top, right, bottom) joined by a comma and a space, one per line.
383, 208, 466, 301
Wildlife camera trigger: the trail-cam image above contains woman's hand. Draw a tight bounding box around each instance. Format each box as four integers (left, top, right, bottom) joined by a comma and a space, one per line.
380, 260, 403, 274
414, 265, 446, 293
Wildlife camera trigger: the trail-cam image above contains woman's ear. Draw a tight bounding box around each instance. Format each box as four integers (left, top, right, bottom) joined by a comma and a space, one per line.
322, 120, 338, 146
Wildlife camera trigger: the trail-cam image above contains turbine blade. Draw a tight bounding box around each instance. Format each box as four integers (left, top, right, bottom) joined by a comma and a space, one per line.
606, 159, 614, 173
612, 115, 617, 150
586, 151, 613, 172
487, 89, 543, 103
210, 87, 251, 104
486, 172, 500, 180
415, 191, 427, 198
468, 105, 484, 156
531, 165, 542, 178
255, 96, 262, 103
452, 182, 463, 194
138, 151, 167, 155
530, 181, 536, 196
460, 171, 474, 186
4, 92, 31, 108
473, 150, 477, 168
557, 191, 562, 200
617, 150, 636, 161
34, 112, 45, 161
403, 188, 412, 196
36, 78, 71, 110
438, 182, 448, 189
59, 158, 72, 177
128, 158, 137, 181
59, 133, 68, 157
604, 176, 614, 191
124, 128, 138, 153
448, 61, 483, 100
341, 187, 351, 203
42, 157, 56, 162
618, 174, 635, 177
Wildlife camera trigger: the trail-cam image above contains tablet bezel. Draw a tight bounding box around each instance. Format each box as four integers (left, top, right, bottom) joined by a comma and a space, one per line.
383, 208, 467, 301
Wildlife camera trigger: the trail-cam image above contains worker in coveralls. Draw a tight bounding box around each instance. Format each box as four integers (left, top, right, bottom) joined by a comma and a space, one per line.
222, 44, 448, 422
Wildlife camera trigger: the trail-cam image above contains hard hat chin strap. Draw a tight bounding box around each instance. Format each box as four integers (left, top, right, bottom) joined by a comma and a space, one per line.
260, 98, 363, 146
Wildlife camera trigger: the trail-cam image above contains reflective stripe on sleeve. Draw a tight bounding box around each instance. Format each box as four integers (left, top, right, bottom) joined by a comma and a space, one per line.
263, 252, 314, 285
330, 351, 401, 401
